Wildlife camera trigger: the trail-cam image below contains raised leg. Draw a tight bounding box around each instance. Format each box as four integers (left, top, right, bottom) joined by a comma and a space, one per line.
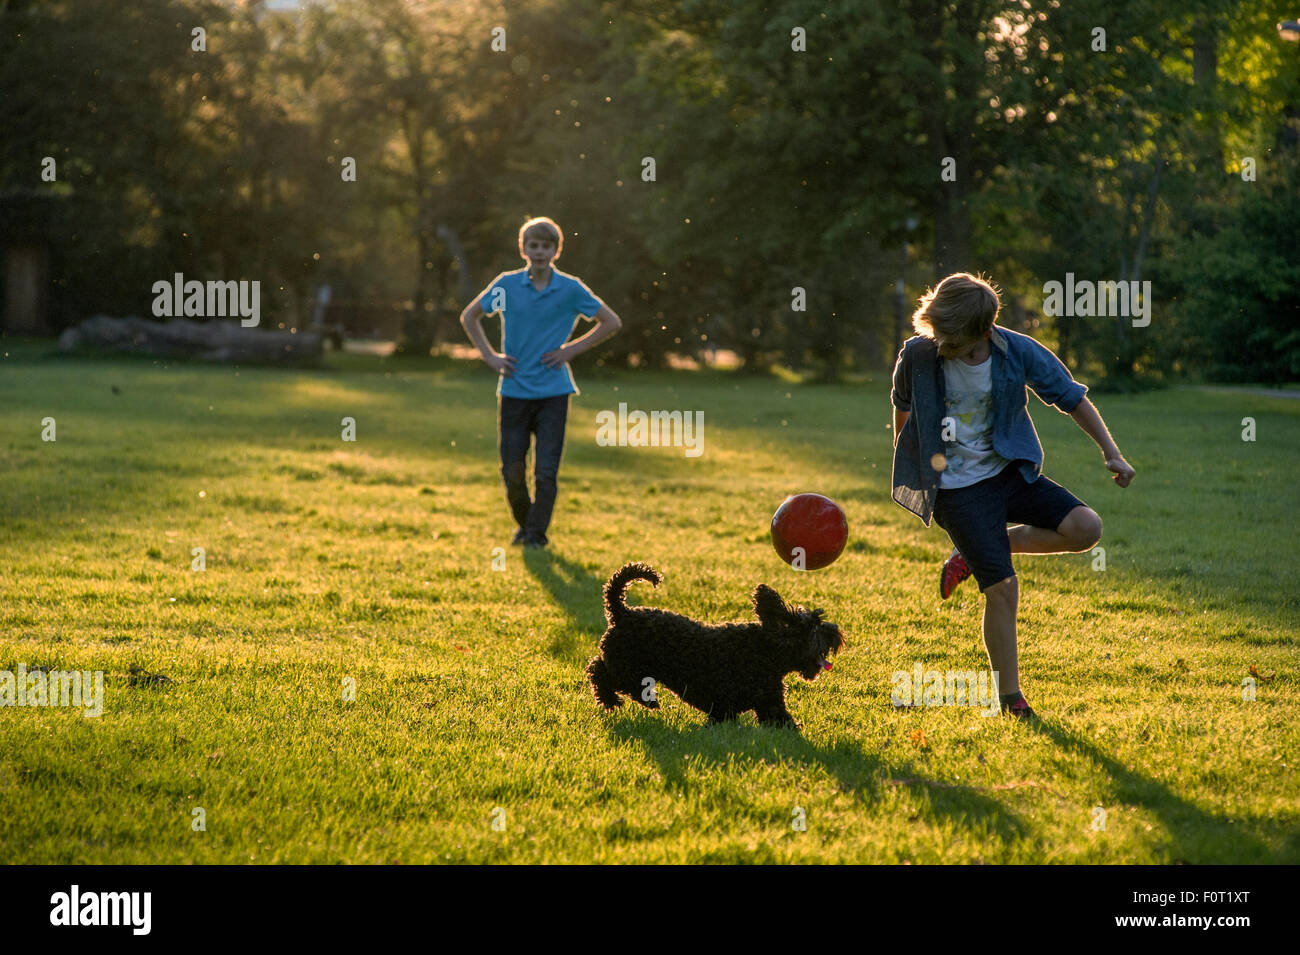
1008, 506, 1102, 555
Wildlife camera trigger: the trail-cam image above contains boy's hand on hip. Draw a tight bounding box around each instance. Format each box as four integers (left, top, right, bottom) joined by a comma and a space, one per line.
1106, 454, 1135, 488
487, 353, 516, 377
541, 345, 572, 369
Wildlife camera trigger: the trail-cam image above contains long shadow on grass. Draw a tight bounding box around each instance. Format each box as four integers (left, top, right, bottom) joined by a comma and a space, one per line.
608, 714, 1027, 846
1028, 718, 1294, 862
522, 548, 607, 663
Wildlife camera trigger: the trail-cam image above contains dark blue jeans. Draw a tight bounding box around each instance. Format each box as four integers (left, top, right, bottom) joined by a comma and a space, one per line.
498, 394, 569, 541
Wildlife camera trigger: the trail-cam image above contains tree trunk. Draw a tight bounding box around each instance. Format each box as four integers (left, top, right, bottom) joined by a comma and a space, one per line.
435, 222, 473, 344
1112, 155, 1162, 380
917, 0, 975, 278
1193, 18, 1222, 168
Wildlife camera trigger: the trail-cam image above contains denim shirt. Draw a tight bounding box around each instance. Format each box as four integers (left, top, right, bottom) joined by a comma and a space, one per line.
890, 325, 1087, 526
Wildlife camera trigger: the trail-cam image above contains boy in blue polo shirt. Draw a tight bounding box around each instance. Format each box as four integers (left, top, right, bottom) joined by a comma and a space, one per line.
459, 217, 621, 548
890, 273, 1135, 718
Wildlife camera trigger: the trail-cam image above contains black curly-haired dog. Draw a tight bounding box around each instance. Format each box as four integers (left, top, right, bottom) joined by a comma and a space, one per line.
585, 562, 844, 728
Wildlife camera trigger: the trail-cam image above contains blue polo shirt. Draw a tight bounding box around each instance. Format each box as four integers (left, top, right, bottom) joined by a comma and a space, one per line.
890, 325, 1088, 526
476, 267, 604, 399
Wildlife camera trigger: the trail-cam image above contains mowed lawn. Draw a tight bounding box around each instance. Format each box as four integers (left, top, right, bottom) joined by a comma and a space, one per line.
0, 341, 1296, 864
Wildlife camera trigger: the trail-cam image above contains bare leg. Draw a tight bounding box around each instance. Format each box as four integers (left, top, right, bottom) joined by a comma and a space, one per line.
1008, 506, 1102, 555
988, 508, 1100, 700
982, 576, 1020, 697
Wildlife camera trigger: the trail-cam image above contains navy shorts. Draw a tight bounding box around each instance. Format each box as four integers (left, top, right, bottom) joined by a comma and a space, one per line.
933, 464, 1086, 591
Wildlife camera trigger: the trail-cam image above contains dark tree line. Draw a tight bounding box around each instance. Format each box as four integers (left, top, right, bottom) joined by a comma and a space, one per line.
2, 0, 1296, 383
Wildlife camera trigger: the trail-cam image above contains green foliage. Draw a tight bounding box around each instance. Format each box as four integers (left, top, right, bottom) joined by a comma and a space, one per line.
0, 0, 337, 327
2, 0, 1297, 381
1161, 146, 1300, 383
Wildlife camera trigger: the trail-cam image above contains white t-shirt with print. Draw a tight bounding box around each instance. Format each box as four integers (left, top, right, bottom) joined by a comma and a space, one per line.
939, 354, 1010, 489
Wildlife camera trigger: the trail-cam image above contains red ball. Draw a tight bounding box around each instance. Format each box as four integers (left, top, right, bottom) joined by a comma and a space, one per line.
771, 493, 848, 570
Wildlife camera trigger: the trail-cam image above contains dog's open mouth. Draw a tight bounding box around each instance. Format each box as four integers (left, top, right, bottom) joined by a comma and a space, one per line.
806, 657, 833, 679
800, 660, 832, 686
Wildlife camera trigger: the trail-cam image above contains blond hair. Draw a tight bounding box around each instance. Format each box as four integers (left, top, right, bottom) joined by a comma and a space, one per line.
911, 272, 1000, 342
518, 216, 563, 259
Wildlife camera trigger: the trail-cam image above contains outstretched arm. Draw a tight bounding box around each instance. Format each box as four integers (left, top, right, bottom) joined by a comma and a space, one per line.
542, 304, 622, 369
1068, 397, 1135, 487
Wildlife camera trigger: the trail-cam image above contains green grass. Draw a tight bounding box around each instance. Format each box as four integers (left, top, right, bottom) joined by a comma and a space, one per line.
0, 340, 1296, 863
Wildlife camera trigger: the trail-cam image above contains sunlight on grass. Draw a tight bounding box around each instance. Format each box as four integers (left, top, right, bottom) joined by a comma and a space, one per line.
0, 351, 1295, 862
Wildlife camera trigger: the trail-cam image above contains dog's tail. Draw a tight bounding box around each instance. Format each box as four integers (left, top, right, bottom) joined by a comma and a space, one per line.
603, 561, 662, 624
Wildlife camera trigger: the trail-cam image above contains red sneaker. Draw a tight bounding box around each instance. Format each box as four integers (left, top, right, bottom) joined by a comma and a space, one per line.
940, 548, 972, 600
1001, 695, 1037, 720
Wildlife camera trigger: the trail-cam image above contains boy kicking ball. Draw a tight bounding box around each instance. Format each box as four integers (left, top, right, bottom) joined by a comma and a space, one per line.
460, 217, 621, 548
890, 273, 1135, 718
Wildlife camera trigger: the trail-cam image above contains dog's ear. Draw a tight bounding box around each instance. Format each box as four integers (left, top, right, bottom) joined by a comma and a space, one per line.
820, 621, 845, 654
752, 584, 792, 628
